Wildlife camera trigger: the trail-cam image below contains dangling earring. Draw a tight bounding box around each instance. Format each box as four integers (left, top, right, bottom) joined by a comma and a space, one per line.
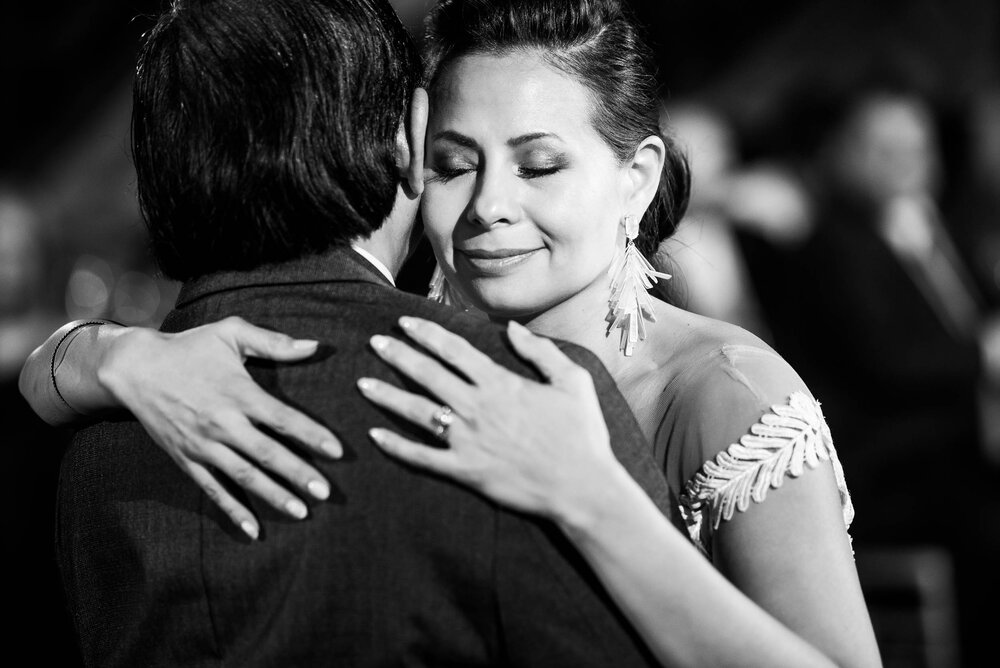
428, 264, 451, 304
428, 263, 475, 312
607, 214, 671, 356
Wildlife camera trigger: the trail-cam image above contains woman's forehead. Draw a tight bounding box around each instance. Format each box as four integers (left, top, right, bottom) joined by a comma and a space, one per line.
429, 52, 597, 136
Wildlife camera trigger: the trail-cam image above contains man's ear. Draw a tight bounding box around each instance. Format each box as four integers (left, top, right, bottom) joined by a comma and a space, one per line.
623, 135, 666, 214
395, 87, 428, 197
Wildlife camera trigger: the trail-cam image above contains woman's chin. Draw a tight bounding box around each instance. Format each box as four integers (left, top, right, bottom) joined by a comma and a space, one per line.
461, 285, 548, 320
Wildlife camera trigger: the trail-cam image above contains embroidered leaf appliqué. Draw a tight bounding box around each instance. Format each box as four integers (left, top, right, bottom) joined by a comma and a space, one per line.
679, 392, 854, 556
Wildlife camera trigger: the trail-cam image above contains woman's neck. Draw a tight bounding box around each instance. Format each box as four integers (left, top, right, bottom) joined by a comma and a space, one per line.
508, 274, 641, 380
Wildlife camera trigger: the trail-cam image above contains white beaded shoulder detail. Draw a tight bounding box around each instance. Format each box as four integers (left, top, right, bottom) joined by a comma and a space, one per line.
678, 392, 854, 556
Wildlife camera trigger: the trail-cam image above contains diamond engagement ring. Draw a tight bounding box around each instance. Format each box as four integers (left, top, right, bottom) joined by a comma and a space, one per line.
430, 405, 455, 441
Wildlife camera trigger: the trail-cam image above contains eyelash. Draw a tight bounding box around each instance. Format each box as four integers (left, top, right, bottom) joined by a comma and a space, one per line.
430, 164, 565, 183
430, 166, 474, 182
518, 165, 564, 179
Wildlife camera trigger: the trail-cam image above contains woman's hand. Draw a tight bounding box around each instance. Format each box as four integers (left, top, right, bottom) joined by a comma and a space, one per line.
357, 317, 622, 525
99, 316, 342, 539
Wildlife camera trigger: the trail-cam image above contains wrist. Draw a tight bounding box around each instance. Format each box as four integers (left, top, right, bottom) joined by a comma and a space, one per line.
50, 320, 119, 414
93, 325, 149, 408
553, 459, 639, 539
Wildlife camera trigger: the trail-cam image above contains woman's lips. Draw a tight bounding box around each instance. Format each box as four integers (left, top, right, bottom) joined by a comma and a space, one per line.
455, 247, 542, 275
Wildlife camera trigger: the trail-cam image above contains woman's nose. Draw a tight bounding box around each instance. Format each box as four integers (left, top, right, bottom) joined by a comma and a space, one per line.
467, 167, 518, 228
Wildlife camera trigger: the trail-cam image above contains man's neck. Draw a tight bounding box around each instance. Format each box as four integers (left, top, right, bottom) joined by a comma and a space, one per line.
352, 228, 405, 283
352, 186, 421, 282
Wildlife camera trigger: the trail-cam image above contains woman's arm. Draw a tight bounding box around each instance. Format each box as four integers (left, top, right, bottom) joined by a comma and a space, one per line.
20, 319, 131, 426
357, 317, 882, 668
20, 317, 343, 538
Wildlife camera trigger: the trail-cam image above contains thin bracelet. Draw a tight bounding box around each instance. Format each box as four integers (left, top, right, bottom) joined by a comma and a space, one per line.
50, 320, 119, 411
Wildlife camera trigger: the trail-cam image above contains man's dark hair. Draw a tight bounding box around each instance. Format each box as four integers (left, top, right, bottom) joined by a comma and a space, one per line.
132, 0, 421, 281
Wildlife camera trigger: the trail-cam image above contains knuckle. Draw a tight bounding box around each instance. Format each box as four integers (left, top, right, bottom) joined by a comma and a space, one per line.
496, 375, 522, 396
201, 483, 223, 504
247, 440, 277, 469
412, 356, 437, 379
458, 410, 478, 431
222, 315, 246, 330
197, 409, 236, 439
435, 342, 457, 364
266, 408, 292, 435
230, 462, 259, 488
266, 330, 291, 348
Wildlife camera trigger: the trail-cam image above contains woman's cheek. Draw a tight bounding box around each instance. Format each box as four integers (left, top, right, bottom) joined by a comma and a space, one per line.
420, 189, 457, 262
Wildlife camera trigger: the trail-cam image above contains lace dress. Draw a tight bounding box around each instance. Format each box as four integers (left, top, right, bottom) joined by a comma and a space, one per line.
654, 344, 854, 558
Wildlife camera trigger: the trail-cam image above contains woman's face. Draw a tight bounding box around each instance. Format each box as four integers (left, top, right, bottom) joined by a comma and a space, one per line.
422, 52, 632, 318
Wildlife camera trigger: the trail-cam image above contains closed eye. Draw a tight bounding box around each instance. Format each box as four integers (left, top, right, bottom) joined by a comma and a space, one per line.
518, 165, 564, 179
428, 165, 477, 183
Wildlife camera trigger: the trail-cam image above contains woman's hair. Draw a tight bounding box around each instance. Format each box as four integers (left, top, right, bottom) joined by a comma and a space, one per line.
132, 0, 421, 281
423, 0, 690, 260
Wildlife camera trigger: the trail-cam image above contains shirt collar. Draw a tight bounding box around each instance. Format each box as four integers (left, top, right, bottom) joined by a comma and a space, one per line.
350, 244, 395, 287
174, 245, 393, 309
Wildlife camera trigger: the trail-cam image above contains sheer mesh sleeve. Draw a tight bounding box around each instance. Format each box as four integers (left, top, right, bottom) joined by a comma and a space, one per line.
660, 345, 853, 557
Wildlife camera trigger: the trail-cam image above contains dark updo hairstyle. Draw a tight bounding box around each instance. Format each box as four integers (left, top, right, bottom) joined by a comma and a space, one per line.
423, 0, 690, 260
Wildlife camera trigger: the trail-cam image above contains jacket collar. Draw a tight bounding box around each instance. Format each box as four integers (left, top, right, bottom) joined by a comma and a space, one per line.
175, 246, 393, 308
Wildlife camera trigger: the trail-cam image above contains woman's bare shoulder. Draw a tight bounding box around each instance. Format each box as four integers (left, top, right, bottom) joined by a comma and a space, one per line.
650, 303, 781, 378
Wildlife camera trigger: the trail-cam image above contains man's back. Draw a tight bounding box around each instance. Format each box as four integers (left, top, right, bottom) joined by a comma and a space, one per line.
57, 249, 668, 667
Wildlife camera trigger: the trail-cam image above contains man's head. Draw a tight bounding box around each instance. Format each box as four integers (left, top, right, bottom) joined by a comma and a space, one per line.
132, 0, 422, 281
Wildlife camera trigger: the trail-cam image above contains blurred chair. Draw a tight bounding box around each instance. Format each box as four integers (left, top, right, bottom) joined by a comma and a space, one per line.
855, 546, 960, 668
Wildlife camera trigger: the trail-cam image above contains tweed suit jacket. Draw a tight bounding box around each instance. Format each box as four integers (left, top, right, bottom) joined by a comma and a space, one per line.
57, 247, 673, 667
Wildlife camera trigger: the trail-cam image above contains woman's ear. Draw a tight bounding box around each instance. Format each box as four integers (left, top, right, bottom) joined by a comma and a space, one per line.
624, 135, 666, 213
395, 87, 429, 197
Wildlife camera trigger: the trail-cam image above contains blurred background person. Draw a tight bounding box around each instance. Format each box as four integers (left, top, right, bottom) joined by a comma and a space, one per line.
662, 100, 813, 340
945, 84, 1000, 467
659, 101, 770, 335
736, 83, 1000, 668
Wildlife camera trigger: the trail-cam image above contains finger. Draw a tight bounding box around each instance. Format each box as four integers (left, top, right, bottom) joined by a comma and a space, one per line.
241, 387, 342, 459
224, 416, 332, 502
506, 320, 586, 386
357, 377, 455, 437
183, 460, 261, 540
368, 335, 473, 410
206, 442, 312, 521
219, 316, 319, 361
398, 317, 498, 384
368, 427, 463, 478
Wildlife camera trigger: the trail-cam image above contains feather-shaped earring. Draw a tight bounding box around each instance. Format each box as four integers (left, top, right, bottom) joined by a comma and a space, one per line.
428, 263, 475, 311
607, 214, 671, 356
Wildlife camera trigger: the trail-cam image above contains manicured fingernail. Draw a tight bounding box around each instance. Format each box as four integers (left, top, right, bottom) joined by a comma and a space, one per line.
368, 428, 387, 444
308, 480, 330, 500
285, 498, 308, 519
357, 377, 376, 392
399, 316, 415, 330
293, 339, 319, 350
241, 521, 259, 540
370, 335, 389, 352
320, 438, 342, 458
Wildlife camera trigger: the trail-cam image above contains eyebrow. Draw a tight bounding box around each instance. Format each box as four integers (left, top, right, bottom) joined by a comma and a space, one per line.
507, 132, 562, 147
431, 130, 563, 149
432, 130, 478, 150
